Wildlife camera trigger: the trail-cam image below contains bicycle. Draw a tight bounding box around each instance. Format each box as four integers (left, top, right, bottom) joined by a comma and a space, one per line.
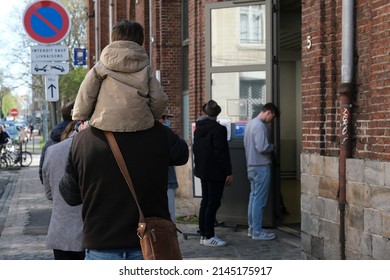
1, 143, 32, 168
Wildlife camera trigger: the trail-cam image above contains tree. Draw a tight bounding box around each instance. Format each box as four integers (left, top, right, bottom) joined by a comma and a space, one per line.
0, 86, 12, 119
59, 66, 88, 101
2, 92, 18, 118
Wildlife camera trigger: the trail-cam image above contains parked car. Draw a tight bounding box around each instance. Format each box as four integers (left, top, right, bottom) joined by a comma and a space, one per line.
4, 125, 20, 144
51, 65, 65, 72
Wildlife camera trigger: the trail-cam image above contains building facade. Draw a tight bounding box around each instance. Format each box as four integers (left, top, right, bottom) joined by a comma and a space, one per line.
301, 0, 390, 259
85, 0, 390, 259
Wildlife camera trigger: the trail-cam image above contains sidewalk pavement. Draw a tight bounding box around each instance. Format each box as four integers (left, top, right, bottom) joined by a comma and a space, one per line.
0, 135, 303, 260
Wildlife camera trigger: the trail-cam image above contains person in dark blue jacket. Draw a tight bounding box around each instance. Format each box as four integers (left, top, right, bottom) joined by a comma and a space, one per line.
193, 100, 233, 247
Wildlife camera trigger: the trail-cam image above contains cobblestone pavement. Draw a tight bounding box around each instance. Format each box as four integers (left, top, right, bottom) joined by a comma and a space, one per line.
0, 136, 303, 260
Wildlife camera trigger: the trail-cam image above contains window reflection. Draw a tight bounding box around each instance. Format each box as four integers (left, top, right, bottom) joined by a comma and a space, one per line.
240, 6, 264, 44
212, 71, 266, 122
211, 5, 266, 67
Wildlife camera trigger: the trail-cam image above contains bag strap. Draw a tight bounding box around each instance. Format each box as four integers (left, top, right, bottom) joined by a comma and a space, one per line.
104, 131, 146, 225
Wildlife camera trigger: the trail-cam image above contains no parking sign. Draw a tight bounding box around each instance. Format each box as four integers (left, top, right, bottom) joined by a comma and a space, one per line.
23, 0, 71, 45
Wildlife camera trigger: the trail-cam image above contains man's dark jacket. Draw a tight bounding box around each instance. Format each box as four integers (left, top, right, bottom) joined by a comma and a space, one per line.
193, 118, 232, 182
59, 122, 188, 250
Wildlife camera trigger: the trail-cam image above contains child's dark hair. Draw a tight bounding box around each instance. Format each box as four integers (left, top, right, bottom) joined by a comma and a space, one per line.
111, 20, 144, 46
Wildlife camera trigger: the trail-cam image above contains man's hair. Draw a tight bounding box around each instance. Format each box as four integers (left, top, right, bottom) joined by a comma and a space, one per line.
261, 103, 280, 118
61, 101, 75, 122
111, 20, 144, 46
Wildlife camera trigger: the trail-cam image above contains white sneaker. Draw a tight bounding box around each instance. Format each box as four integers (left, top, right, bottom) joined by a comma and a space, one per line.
203, 236, 227, 247
248, 227, 252, 238
200, 236, 205, 245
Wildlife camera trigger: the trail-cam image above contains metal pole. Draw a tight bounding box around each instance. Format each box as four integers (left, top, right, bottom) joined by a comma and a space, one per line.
94, 0, 99, 63
109, 0, 113, 43
50, 102, 57, 127
339, 0, 354, 260
42, 101, 48, 142
149, 0, 153, 66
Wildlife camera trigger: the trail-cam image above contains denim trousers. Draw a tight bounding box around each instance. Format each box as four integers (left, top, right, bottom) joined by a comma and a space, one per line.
247, 166, 271, 233
85, 248, 143, 260
167, 188, 176, 221
198, 179, 225, 239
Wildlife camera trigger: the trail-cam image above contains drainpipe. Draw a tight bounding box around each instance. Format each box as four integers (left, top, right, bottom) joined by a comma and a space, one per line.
109, 0, 113, 43
339, 0, 354, 260
149, 0, 154, 66
94, 0, 99, 63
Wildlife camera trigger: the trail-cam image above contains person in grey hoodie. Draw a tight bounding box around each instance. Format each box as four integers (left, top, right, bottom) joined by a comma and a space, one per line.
42, 120, 88, 260
244, 102, 279, 241
71, 20, 167, 132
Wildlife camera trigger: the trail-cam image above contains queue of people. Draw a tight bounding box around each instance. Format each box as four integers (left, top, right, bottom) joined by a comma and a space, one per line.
39, 19, 280, 260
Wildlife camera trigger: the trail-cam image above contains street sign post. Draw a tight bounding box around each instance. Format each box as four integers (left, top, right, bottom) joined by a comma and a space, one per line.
45, 75, 59, 102
23, 0, 71, 45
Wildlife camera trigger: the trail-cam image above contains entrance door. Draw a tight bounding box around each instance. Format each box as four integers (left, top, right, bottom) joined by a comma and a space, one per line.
204, 0, 302, 228
205, 1, 275, 226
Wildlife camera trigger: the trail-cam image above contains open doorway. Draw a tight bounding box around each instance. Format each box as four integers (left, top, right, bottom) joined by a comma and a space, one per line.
278, 0, 302, 229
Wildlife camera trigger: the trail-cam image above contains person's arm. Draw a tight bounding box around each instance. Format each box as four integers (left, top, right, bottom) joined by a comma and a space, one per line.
42, 154, 53, 201
72, 63, 105, 121
59, 149, 82, 206
212, 126, 233, 177
4, 132, 10, 143
253, 126, 274, 155
164, 125, 189, 166
147, 67, 168, 119
39, 140, 53, 185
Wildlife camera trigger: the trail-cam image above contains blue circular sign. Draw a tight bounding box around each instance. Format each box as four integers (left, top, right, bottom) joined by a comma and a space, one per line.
23, 0, 71, 45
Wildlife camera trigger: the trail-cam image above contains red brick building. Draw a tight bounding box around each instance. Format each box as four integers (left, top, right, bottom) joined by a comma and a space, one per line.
85, 0, 390, 259
301, 0, 390, 259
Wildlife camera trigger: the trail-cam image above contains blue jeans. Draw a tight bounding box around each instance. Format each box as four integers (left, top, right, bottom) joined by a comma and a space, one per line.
247, 166, 271, 233
85, 248, 143, 260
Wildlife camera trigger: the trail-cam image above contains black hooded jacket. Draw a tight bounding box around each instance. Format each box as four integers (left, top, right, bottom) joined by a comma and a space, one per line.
193, 117, 232, 182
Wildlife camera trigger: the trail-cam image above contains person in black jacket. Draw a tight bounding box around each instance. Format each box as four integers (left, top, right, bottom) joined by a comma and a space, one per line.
193, 100, 233, 247
0, 125, 10, 155
59, 122, 188, 260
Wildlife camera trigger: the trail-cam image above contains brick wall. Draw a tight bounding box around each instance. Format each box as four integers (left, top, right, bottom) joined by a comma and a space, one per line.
156, 1, 183, 134
301, 0, 390, 259
301, 0, 340, 157
301, 1, 390, 160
